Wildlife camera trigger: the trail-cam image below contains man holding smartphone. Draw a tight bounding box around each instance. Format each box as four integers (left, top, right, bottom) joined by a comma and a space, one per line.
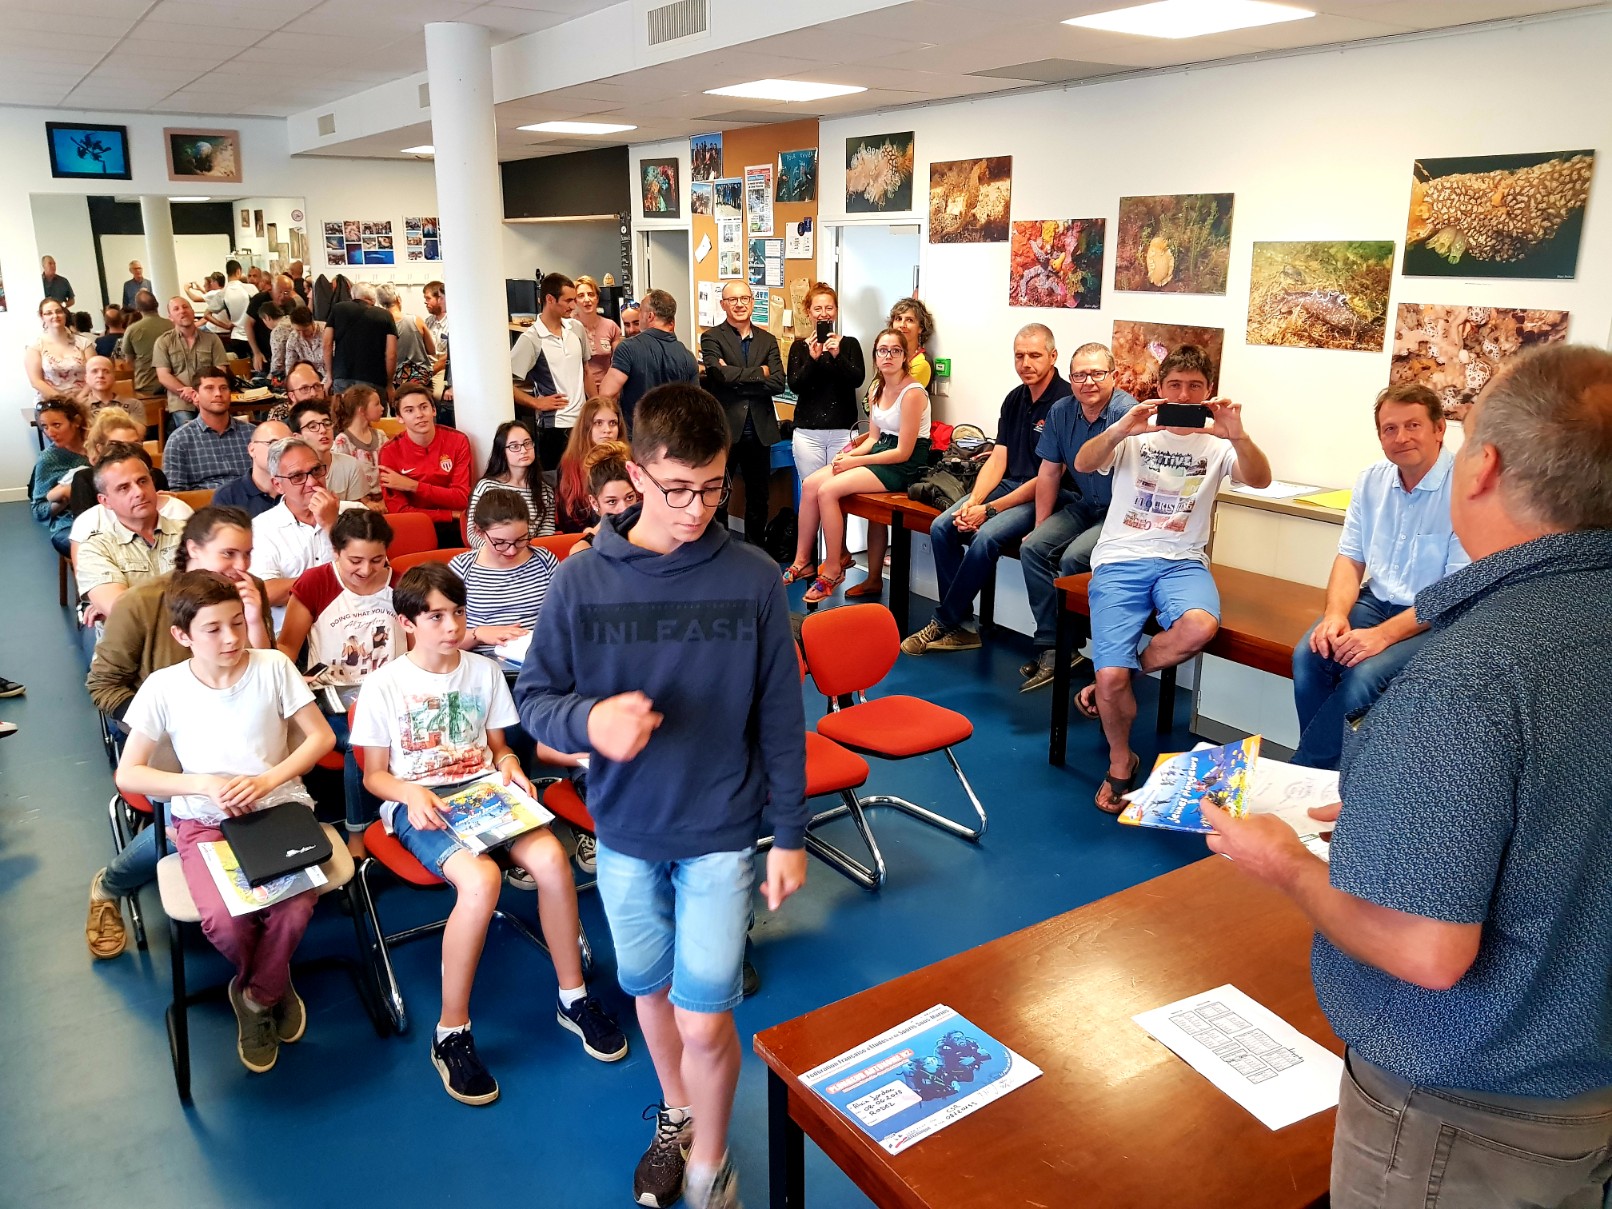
1071, 344, 1272, 812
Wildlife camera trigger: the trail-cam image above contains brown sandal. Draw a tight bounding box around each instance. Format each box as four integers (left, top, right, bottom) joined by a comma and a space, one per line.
803, 568, 844, 604
1074, 683, 1101, 721
1095, 754, 1141, 815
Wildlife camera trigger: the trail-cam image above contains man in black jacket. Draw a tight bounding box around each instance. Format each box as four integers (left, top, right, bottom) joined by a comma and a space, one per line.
700, 283, 784, 546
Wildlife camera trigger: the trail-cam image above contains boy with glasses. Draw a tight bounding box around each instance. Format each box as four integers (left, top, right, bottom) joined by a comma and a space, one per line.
516, 383, 808, 1209
289, 399, 370, 503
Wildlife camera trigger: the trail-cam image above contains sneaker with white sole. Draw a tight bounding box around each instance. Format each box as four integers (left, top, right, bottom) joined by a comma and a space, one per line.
557, 993, 628, 1061
504, 866, 538, 890
574, 832, 597, 874
687, 1151, 743, 1209
1020, 649, 1088, 693
431, 1029, 499, 1105
228, 976, 280, 1073
634, 1103, 692, 1208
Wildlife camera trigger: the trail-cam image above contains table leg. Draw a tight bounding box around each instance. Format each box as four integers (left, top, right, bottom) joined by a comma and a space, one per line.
1156, 665, 1177, 734
979, 569, 996, 635
768, 1068, 806, 1209
1049, 592, 1073, 766
890, 523, 912, 633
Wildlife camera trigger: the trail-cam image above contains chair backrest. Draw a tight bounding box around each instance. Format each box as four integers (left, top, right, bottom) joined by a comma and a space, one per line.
112, 379, 137, 400
142, 439, 162, 469
532, 533, 585, 561
800, 604, 900, 698
385, 512, 437, 558
171, 488, 213, 511
390, 546, 469, 574
374, 418, 404, 438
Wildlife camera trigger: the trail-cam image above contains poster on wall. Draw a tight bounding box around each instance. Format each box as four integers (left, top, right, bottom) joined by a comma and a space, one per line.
1246, 240, 1394, 351
1403, 150, 1594, 280
691, 133, 722, 182
1112, 321, 1226, 400
640, 159, 680, 218
785, 217, 814, 259
712, 178, 743, 222
405, 217, 442, 261
360, 219, 395, 265
326, 219, 396, 266
692, 183, 713, 217
44, 122, 131, 181
776, 150, 818, 203
753, 290, 771, 325
164, 127, 242, 184
1391, 303, 1570, 417
717, 220, 742, 279
697, 280, 720, 328
1114, 194, 1234, 294
747, 239, 784, 288
1008, 219, 1104, 309
929, 157, 1012, 244
289, 227, 305, 263
845, 131, 915, 214
745, 164, 774, 236
240, 208, 251, 230
323, 222, 347, 267
254, 210, 265, 238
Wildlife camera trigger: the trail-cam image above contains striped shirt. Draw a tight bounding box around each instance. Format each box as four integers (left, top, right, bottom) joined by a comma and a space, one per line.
467, 477, 557, 547
449, 547, 558, 654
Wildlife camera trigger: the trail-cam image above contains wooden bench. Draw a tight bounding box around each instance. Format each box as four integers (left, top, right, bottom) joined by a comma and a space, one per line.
1048, 565, 1326, 766
836, 492, 939, 630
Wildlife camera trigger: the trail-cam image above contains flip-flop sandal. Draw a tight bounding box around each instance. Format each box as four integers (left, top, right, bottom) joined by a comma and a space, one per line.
1074, 683, 1101, 721
781, 562, 814, 585
1095, 754, 1141, 815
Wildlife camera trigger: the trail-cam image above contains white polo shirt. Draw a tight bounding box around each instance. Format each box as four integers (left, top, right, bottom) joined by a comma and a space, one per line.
249, 499, 366, 627
509, 317, 587, 428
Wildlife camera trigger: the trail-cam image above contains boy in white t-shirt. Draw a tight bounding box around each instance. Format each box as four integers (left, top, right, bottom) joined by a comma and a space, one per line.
1071, 345, 1273, 813
114, 570, 337, 1074
351, 562, 625, 1107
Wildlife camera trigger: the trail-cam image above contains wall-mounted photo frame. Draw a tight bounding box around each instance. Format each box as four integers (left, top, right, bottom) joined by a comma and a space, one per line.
164, 127, 243, 184
45, 122, 132, 180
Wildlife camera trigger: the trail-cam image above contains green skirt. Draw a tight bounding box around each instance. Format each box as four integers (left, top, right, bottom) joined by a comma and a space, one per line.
866, 434, 932, 491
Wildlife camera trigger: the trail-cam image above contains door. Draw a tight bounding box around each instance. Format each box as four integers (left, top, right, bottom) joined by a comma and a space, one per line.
640, 229, 693, 348
832, 222, 921, 348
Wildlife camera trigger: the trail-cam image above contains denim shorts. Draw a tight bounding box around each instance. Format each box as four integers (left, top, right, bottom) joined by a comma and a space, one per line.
594, 842, 756, 1014
389, 788, 476, 877
1089, 557, 1220, 671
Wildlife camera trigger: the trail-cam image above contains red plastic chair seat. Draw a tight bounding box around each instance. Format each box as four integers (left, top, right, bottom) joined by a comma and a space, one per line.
317, 750, 345, 771
817, 696, 973, 758
124, 791, 155, 815
543, 778, 596, 832
805, 731, 869, 796
362, 820, 443, 887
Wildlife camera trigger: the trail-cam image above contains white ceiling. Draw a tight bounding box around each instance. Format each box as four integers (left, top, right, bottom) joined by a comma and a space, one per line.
0, 0, 1597, 156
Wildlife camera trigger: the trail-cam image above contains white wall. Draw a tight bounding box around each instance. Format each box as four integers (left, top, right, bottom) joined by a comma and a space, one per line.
816, 9, 1612, 492
1, 106, 441, 495
502, 219, 622, 291
624, 136, 691, 304
28, 195, 97, 315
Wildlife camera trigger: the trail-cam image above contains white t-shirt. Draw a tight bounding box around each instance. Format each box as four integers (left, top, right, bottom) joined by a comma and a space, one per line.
349, 651, 520, 831
123, 649, 316, 824
289, 562, 404, 697
70, 495, 193, 544
220, 280, 253, 342
1090, 430, 1240, 570
509, 318, 587, 428
250, 499, 366, 628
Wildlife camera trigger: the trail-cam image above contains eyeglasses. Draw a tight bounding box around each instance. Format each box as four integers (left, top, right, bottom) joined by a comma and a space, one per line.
485, 531, 532, 553
298, 419, 333, 433
1070, 370, 1111, 384
873, 346, 905, 359
723, 294, 753, 305
503, 440, 535, 454
637, 464, 731, 509
273, 463, 328, 487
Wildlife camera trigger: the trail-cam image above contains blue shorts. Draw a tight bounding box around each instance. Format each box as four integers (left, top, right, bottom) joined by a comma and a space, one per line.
388, 781, 480, 877
1089, 558, 1220, 671
594, 843, 755, 1014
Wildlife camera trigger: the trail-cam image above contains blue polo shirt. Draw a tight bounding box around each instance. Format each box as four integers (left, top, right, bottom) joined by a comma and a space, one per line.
995, 372, 1074, 482
1034, 388, 1137, 508
1338, 449, 1468, 607
1316, 529, 1612, 1097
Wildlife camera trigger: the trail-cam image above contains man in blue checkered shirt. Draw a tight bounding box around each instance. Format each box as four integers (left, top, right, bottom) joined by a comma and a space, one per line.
161, 366, 252, 491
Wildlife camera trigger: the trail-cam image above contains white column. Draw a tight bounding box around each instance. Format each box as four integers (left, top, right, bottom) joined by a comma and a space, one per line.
139, 196, 181, 306
425, 22, 511, 468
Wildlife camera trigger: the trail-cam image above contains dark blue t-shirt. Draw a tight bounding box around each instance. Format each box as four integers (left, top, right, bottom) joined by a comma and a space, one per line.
608, 329, 700, 428
1034, 388, 1137, 508
995, 373, 1073, 482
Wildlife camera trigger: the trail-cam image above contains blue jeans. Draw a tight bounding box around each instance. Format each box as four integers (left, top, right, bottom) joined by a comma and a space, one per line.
328, 711, 382, 834
103, 821, 159, 898
929, 480, 1038, 631
1292, 589, 1428, 770
1020, 499, 1105, 649
168, 409, 197, 428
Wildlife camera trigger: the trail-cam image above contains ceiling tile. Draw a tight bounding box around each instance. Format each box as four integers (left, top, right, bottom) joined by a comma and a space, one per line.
144, 0, 292, 30
463, 4, 574, 35
122, 20, 271, 48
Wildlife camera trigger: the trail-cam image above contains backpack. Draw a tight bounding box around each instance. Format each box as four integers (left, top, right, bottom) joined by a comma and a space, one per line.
762, 507, 798, 564
907, 424, 994, 510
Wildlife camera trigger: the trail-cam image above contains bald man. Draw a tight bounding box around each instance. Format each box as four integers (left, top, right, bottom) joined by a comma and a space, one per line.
619, 305, 641, 337
213, 419, 292, 518
79, 356, 121, 411
246, 274, 297, 373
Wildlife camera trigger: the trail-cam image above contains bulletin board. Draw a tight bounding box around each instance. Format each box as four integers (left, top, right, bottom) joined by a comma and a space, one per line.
690, 117, 820, 358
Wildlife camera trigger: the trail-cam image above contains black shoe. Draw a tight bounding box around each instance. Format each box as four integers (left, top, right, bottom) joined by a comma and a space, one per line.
431, 1029, 499, 1105
0, 678, 25, 699
742, 946, 761, 998
634, 1102, 692, 1208
556, 994, 629, 1062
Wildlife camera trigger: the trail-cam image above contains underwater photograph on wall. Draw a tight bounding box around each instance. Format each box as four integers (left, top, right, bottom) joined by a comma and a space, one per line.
1246, 240, 1394, 351
845, 131, 915, 214
929, 157, 1012, 243
1008, 219, 1104, 309
1114, 193, 1234, 293
1390, 303, 1570, 417
1112, 321, 1225, 400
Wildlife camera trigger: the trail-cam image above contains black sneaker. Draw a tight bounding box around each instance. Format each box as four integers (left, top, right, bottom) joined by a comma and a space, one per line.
742, 938, 761, 998
556, 994, 629, 1062
0, 677, 25, 699
431, 1029, 500, 1105
634, 1103, 692, 1208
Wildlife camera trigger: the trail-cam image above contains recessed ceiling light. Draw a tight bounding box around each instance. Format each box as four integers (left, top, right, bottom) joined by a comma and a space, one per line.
703, 79, 866, 102
517, 121, 638, 135
1065, 0, 1313, 39
400, 144, 434, 155
169, 196, 212, 202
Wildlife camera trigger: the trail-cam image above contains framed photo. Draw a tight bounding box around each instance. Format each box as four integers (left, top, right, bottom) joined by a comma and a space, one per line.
164, 127, 243, 183
240, 208, 251, 229
45, 122, 131, 180
640, 159, 680, 219
254, 210, 265, 238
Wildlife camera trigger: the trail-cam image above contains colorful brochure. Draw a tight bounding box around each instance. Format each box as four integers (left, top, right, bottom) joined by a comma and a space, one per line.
1119, 737, 1261, 834
800, 1004, 1042, 1155
199, 840, 328, 918
438, 773, 554, 854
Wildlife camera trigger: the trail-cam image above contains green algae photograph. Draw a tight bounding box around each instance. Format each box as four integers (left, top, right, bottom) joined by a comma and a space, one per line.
1246, 240, 1394, 352
1114, 193, 1233, 294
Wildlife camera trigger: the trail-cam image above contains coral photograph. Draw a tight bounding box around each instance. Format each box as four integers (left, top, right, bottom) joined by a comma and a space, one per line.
1403, 150, 1594, 280
1111, 321, 1225, 401
929, 157, 1012, 243
1008, 219, 1105, 309
845, 131, 915, 214
1246, 240, 1394, 351
640, 159, 680, 218
1390, 303, 1570, 417
1114, 193, 1234, 293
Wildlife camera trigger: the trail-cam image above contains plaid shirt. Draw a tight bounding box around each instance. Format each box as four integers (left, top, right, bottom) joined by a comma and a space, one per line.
162, 417, 253, 490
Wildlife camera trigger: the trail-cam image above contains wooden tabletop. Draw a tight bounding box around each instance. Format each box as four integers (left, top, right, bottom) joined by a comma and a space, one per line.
756, 856, 1338, 1209
843, 491, 939, 534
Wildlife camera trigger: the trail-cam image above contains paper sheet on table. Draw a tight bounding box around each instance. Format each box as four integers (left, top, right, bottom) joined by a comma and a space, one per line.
1134, 984, 1342, 1130
1294, 488, 1353, 511
1227, 479, 1318, 500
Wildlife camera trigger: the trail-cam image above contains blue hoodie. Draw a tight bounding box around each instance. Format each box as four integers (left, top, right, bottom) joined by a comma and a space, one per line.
515, 508, 808, 860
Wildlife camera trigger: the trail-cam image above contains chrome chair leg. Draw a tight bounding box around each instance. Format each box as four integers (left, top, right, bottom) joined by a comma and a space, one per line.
859, 746, 988, 842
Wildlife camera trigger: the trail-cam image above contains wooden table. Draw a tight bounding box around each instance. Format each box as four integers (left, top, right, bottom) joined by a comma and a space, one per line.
755, 856, 1339, 1209
837, 493, 939, 631
230, 391, 284, 419
1049, 565, 1327, 765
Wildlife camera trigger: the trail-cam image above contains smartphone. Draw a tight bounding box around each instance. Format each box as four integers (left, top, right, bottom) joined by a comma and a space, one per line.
1155, 403, 1210, 428
304, 662, 329, 680
816, 319, 833, 343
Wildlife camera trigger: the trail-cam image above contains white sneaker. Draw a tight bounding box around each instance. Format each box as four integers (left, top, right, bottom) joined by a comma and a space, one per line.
575, 833, 598, 875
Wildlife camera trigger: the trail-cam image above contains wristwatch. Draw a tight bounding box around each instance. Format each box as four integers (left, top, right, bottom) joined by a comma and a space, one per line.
983, 506, 999, 519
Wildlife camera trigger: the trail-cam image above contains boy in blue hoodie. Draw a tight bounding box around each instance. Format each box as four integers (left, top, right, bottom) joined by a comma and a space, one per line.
516, 382, 808, 1209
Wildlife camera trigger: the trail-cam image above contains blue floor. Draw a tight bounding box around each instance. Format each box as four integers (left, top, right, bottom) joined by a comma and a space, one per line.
0, 501, 1209, 1208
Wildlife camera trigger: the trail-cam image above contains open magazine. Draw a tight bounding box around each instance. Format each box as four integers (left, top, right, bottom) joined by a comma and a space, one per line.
438, 773, 555, 854
199, 840, 328, 917
1118, 737, 1261, 833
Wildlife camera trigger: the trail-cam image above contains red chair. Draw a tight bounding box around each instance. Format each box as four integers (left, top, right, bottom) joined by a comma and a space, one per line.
532, 533, 585, 561
799, 605, 987, 860
390, 546, 470, 574
541, 775, 598, 892
385, 512, 437, 559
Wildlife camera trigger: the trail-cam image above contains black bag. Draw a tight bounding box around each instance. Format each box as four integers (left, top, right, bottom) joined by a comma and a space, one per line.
907, 424, 994, 510
763, 507, 798, 564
